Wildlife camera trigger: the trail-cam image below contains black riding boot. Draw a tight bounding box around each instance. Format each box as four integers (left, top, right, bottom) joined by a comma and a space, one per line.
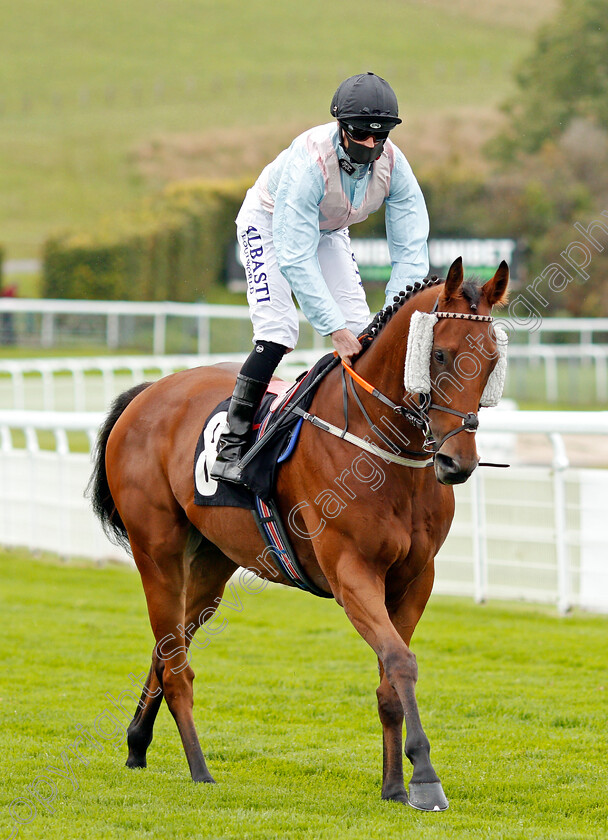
211, 374, 269, 484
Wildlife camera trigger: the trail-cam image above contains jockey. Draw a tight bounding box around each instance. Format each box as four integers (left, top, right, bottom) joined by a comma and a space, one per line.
212, 71, 430, 484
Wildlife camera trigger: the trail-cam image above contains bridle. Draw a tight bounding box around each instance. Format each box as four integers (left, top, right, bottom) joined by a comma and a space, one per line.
342, 309, 495, 458
239, 306, 505, 472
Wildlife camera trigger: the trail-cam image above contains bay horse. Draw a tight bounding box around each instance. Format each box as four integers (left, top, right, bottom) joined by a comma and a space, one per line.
88, 257, 508, 811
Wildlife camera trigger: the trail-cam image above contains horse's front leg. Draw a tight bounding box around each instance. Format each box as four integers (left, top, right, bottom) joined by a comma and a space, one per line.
376, 661, 407, 803
380, 562, 445, 809
330, 551, 448, 811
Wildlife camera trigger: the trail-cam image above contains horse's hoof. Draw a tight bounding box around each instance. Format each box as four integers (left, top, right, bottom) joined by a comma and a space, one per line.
381, 787, 409, 805
125, 756, 146, 769
193, 774, 216, 784
407, 781, 449, 811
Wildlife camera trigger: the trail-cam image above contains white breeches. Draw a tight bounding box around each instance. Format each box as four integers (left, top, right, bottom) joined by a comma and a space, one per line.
236, 206, 371, 348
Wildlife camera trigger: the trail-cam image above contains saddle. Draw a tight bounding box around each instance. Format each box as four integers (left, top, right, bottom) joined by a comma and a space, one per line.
193, 354, 337, 598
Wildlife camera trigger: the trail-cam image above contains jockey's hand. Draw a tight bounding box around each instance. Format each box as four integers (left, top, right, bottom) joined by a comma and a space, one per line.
331, 328, 362, 365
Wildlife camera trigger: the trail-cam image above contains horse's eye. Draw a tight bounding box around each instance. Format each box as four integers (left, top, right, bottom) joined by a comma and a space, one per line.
433, 349, 446, 364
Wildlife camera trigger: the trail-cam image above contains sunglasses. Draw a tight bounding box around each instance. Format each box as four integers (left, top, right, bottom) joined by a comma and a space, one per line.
343, 124, 391, 143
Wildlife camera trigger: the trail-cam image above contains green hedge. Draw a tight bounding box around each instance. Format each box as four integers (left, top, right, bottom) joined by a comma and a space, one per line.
42, 159, 601, 313
42, 179, 251, 302
40, 165, 544, 304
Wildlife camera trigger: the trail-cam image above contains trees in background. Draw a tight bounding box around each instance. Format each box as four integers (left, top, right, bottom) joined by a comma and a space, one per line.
475, 0, 608, 315
491, 0, 608, 159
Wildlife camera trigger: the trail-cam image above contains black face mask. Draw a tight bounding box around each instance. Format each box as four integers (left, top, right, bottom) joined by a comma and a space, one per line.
340, 128, 385, 165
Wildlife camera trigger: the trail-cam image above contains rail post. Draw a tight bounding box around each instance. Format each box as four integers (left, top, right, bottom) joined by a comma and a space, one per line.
41, 312, 54, 348
550, 432, 571, 614
153, 313, 166, 355
107, 313, 120, 349
197, 314, 210, 355
471, 467, 487, 603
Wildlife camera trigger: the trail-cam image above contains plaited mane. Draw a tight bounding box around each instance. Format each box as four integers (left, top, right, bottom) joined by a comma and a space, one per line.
361, 275, 442, 345
361, 276, 487, 347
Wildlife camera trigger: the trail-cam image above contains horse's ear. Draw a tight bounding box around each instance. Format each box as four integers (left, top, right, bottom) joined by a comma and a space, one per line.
442, 256, 464, 302
482, 261, 510, 308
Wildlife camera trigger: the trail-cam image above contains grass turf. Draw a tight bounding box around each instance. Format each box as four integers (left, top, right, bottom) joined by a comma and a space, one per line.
0, 548, 606, 839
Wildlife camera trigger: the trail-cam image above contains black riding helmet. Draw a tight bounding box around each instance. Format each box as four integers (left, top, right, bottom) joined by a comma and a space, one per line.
330, 72, 402, 165
330, 71, 402, 129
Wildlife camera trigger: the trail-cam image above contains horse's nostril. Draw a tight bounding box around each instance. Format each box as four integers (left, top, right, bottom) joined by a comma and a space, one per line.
434, 452, 474, 486
435, 452, 458, 473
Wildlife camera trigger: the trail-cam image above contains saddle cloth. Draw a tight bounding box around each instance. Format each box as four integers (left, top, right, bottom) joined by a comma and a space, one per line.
193, 353, 333, 507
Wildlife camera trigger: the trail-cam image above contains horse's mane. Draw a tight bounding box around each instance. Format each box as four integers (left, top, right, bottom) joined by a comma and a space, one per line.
361, 275, 481, 346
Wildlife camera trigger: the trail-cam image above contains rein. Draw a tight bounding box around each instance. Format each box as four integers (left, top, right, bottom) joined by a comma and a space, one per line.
338, 309, 492, 455
238, 305, 508, 472
340, 359, 478, 457
290, 403, 434, 468
238, 354, 341, 470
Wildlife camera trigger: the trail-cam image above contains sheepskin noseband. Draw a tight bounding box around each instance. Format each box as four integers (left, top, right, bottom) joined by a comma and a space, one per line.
403, 311, 508, 408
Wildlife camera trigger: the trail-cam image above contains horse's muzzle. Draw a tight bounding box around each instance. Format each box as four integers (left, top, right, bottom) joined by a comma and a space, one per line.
434, 452, 477, 485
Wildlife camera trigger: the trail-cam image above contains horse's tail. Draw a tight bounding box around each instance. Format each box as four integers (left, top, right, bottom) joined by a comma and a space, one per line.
86, 382, 152, 553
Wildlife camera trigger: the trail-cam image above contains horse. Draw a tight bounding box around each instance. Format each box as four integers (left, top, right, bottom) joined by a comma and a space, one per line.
88, 257, 509, 812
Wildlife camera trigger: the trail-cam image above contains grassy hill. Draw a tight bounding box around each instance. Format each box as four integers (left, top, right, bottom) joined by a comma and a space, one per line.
0, 0, 558, 260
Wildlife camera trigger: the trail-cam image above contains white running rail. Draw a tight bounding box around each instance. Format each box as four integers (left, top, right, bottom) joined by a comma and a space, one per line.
1, 344, 608, 410
0, 408, 607, 614
0, 351, 322, 411
0, 298, 607, 352
0, 299, 326, 354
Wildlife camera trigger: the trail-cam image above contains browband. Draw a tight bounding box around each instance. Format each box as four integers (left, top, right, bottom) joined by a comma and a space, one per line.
434, 312, 493, 322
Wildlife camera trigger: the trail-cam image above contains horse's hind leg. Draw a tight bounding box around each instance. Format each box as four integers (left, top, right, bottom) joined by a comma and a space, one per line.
126, 661, 163, 769
124, 509, 212, 782
126, 528, 237, 779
